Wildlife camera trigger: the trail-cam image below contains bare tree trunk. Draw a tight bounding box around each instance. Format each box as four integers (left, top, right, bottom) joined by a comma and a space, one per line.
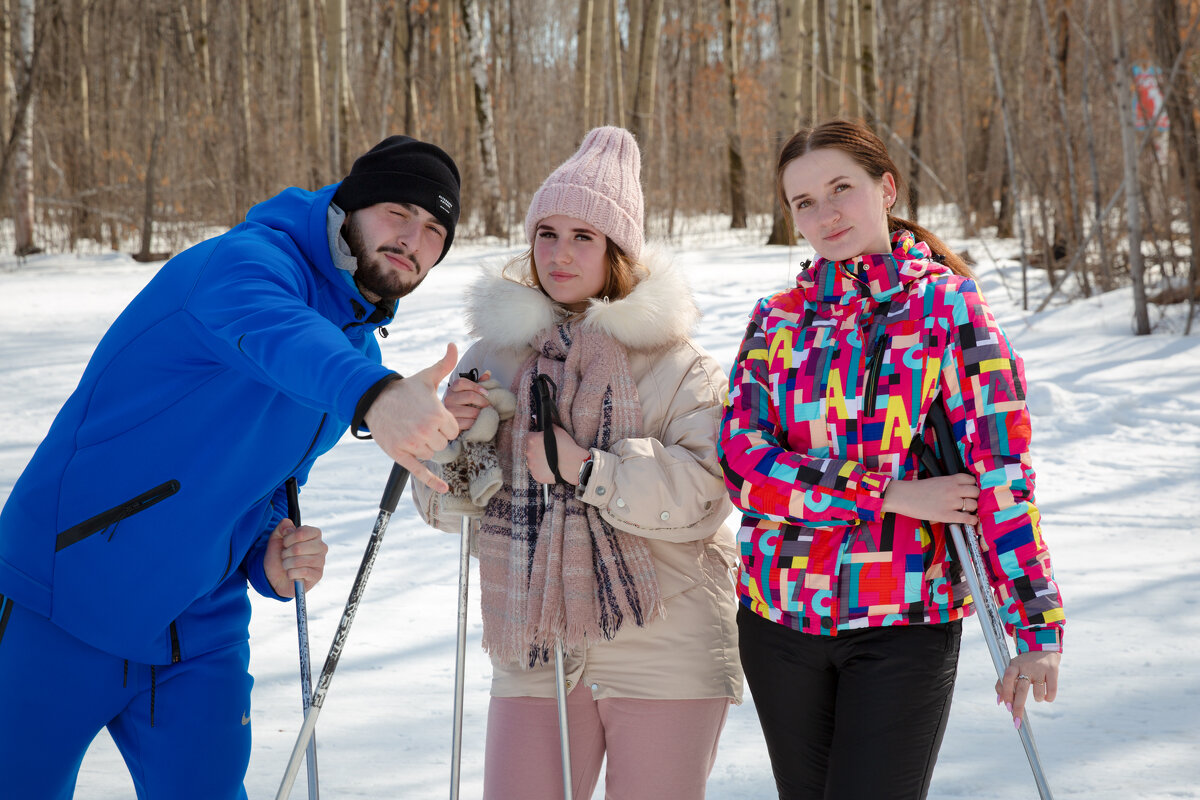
858, 0, 877, 126
0, 0, 10, 139
461, 0, 504, 237
1108, 0, 1150, 334
13, 0, 37, 256
909, 0, 932, 221
136, 16, 167, 263
1037, 0, 1085, 291
178, 0, 213, 117
588, 0, 605, 129
1077, 0, 1112, 291
443, 0, 461, 159
808, 0, 819, 121
815, 0, 832, 118
992, 0, 1029, 239
608, 0, 625, 128
235, 0, 252, 216
625, 0, 643, 115
69, 0, 98, 244
959, 2, 992, 229
392, 1, 419, 137
837, 2, 853, 116
576, 0, 593, 132
1153, 0, 1200, 332
769, 0, 804, 245
327, 0, 355, 177
300, 0, 323, 187
975, 0, 1029, 307
630, 0, 665, 149
722, 0, 746, 228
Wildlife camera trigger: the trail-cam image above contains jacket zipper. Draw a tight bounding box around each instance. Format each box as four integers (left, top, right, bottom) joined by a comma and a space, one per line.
863, 336, 888, 416
55, 480, 181, 551
861, 298, 894, 418
169, 621, 181, 663
0, 593, 12, 648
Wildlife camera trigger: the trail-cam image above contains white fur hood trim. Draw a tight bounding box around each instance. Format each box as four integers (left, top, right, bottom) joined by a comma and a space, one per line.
464, 250, 701, 353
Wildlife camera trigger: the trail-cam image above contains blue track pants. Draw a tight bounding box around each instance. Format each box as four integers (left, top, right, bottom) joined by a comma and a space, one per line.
0, 595, 253, 799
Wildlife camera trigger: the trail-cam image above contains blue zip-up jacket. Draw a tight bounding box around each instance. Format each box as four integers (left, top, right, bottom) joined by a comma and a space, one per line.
0, 183, 397, 664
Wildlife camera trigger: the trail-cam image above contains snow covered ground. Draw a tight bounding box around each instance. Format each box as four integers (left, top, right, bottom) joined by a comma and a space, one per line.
2, 228, 1199, 799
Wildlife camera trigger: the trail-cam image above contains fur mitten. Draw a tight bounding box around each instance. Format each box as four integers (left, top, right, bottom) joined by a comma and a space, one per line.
430, 378, 517, 516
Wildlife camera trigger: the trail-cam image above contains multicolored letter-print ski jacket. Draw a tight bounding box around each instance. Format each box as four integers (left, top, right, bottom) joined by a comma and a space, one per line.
718, 231, 1064, 654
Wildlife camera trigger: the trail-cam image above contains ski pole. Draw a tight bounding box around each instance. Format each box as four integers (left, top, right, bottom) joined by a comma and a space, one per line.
449, 513, 471, 800
947, 521, 1054, 799
285, 478, 320, 800
545, 483, 574, 800
276, 463, 410, 800
920, 402, 1054, 800
532, 374, 573, 800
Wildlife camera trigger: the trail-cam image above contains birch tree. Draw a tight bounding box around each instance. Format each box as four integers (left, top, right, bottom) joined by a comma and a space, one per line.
461, 0, 504, 236
12, 0, 36, 256
1108, 0, 1150, 333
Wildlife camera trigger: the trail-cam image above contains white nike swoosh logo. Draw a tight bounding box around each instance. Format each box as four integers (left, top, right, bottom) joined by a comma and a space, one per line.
241, 711, 251, 726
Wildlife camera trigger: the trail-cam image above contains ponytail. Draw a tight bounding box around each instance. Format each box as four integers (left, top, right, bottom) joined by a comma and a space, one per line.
888, 214, 973, 278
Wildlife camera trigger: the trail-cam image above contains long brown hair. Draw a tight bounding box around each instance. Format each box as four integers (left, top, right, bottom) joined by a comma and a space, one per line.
776, 119, 972, 277
504, 236, 641, 305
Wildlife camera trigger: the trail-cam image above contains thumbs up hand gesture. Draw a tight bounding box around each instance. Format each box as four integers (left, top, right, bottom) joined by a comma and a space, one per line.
364, 343, 461, 492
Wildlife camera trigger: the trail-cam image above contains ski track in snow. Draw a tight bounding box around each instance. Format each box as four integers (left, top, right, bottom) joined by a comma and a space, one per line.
3, 233, 1199, 799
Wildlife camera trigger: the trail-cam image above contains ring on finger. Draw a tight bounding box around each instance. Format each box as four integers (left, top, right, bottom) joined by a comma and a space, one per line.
960, 498, 968, 513
1016, 674, 1031, 683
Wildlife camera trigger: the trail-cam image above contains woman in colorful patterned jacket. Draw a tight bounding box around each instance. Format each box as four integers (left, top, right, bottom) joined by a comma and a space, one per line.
414, 127, 742, 799
718, 119, 1065, 800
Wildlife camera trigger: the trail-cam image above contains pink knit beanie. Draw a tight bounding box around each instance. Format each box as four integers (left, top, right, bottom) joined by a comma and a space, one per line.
524, 126, 644, 261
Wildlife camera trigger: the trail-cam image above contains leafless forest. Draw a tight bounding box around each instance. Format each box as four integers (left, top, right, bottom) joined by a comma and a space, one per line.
4, 0, 1199, 331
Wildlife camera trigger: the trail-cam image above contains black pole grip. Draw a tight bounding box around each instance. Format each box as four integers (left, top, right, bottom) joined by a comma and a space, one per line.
927, 402, 968, 475
285, 477, 301, 527
380, 463, 410, 514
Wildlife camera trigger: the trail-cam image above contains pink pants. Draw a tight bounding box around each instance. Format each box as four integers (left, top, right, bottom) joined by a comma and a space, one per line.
483, 689, 729, 800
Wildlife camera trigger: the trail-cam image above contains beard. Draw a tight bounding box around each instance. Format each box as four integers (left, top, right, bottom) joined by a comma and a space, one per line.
343, 216, 428, 302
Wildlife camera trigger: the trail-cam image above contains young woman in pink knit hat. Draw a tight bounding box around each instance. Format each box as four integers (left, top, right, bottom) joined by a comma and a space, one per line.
415, 126, 742, 799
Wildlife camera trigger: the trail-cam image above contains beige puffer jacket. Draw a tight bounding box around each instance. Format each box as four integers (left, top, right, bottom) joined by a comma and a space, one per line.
414, 257, 742, 703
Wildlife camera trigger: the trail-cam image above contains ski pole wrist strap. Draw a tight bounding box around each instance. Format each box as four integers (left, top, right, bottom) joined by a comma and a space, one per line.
352, 372, 403, 439
532, 374, 568, 485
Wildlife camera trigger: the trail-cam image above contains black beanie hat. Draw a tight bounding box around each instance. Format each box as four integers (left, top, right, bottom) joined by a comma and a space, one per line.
332, 135, 462, 263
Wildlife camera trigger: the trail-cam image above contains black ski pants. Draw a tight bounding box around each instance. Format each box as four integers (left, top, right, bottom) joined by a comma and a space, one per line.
738, 605, 962, 800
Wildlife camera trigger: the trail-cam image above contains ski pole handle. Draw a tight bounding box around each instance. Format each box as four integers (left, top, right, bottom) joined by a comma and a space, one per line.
286, 478, 321, 800
276, 463, 410, 800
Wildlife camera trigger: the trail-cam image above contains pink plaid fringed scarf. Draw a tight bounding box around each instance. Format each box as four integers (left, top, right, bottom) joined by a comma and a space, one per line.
478, 319, 663, 668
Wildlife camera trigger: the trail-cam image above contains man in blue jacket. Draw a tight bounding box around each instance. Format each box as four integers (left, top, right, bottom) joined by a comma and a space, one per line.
0, 135, 464, 798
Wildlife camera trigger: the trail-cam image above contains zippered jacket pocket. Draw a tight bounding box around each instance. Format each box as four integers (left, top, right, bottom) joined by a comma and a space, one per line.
55, 480, 181, 551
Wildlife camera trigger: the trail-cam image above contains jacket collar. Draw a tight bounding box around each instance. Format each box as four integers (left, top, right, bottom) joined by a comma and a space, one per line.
465, 250, 700, 353
798, 229, 946, 305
